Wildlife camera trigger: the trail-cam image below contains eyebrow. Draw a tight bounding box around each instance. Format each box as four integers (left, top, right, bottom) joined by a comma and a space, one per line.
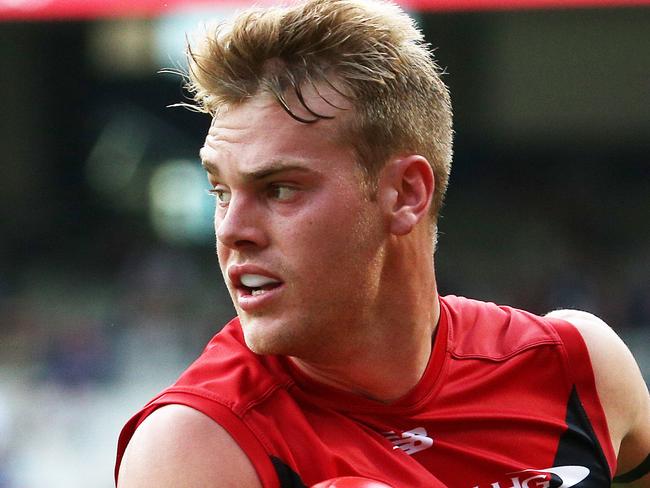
200, 153, 315, 182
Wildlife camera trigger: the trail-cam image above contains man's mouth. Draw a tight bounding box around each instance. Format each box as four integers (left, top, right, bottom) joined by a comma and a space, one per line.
239, 273, 283, 296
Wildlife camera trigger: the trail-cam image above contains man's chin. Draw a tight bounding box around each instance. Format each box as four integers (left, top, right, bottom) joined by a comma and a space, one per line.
240, 318, 286, 355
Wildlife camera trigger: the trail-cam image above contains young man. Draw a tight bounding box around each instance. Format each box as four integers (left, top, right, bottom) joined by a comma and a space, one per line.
115, 0, 650, 486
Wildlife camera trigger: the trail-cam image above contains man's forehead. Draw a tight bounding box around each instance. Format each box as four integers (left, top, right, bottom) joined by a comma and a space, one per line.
200, 98, 354, 170
198, 79, 360, 180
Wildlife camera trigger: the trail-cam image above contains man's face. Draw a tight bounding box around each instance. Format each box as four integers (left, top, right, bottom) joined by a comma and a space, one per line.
199, 90, 388, 359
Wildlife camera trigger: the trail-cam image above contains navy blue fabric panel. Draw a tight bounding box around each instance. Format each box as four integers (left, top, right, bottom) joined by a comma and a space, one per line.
271, 456, 308, 488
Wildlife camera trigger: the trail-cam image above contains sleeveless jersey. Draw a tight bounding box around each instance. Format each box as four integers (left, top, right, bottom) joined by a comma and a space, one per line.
115, 295, 616, 487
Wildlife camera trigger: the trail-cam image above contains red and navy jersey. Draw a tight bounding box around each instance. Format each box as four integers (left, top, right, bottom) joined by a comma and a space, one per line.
115, 295, 616, 487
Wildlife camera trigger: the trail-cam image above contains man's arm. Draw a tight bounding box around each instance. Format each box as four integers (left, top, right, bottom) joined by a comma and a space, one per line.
546, 310, 650, 487
117, 404, 263, 488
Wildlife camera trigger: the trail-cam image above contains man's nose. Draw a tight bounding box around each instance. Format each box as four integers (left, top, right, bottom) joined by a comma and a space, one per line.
215, 195, 268, 249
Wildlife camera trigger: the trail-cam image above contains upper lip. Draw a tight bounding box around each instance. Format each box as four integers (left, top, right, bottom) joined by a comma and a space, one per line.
227, 264, 283, 288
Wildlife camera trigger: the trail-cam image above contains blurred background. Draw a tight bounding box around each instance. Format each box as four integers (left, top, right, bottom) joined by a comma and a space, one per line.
0, 0, 648, 486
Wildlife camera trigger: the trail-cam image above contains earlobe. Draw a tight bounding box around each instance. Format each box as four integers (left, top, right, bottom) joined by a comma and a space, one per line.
379, 155, 434, 236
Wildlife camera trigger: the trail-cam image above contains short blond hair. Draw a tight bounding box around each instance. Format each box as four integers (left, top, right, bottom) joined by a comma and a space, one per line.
185, 0, 453, 220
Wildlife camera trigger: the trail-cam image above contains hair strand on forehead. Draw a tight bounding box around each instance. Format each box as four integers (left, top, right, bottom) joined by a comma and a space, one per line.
292, 83, 335, 121
269, 84, 319, 124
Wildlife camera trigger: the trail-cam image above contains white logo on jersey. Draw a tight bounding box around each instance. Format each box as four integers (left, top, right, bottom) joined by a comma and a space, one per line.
472, 465, 590, 488
383, 427, 434, 455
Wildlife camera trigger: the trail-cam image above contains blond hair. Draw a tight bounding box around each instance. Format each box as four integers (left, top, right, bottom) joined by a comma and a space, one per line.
185, 0, 453, 221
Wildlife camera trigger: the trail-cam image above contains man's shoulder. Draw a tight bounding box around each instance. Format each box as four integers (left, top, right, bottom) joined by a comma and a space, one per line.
116, 319, 292, 486
441, 294, 562, 360
117, 404, 263, 487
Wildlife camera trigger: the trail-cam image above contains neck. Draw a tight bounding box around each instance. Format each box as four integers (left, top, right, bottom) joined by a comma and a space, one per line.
291, 237, 440, 403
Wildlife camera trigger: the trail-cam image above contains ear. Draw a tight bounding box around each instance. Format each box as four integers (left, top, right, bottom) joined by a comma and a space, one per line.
378, 155, 435, 236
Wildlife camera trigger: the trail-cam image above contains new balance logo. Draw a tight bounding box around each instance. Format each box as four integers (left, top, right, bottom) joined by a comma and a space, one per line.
383, 427, 434, 455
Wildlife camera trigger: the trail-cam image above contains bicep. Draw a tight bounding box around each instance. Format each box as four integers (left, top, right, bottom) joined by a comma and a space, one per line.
118, 404, 263, 488
615, 395, 650, 487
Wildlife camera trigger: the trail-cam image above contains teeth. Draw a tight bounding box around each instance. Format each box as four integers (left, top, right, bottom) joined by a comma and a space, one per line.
240, 274, 279, 288
251, 289, 265, 296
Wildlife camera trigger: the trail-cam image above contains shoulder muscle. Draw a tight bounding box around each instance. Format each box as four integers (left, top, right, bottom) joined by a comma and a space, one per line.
118, 404, 263, 488
546, 309, 650, 479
